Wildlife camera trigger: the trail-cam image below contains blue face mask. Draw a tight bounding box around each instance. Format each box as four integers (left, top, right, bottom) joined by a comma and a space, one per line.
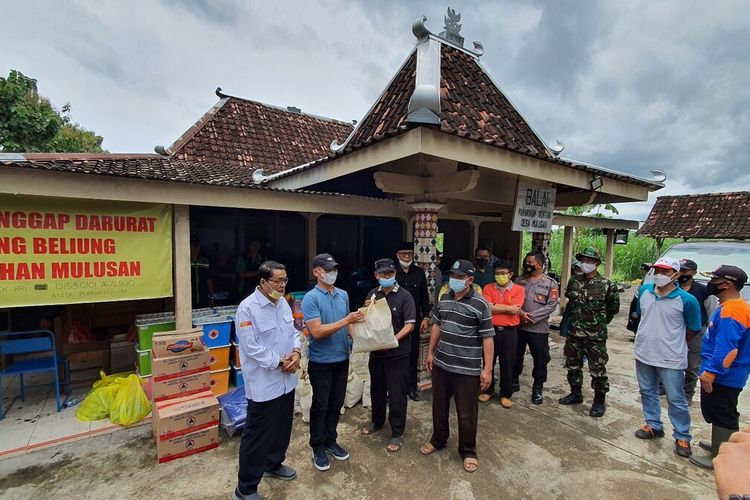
378, 277, 396, 288
449, 277, 467, 292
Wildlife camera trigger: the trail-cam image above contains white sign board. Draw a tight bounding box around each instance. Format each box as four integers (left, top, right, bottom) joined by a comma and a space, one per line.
511, 182, 556, 233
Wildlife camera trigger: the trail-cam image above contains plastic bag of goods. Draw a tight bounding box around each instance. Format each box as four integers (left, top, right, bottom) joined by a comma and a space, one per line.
344, 371, 363, 408
109, 374, 151, 426
361, 378, 371, 408
218, 386, 248, 437
350, 351, 370, 380
351, 298, 397, 354
76, 371, 123, 421
298, 374, 313, 423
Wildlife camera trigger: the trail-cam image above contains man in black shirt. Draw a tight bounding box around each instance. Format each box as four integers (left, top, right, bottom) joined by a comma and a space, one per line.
678, 259, 718, 402
395, 242, 431, 401
361, 258, 416, 452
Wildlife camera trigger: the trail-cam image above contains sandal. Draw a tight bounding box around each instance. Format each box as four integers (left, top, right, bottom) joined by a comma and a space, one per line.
463, 457, 478, 473
386, 437, 403, 452
420, 442, 439, 455
361, 422, 383, 436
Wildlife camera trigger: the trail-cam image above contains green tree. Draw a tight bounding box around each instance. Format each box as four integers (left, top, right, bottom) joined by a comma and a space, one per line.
0, 70, 103, 153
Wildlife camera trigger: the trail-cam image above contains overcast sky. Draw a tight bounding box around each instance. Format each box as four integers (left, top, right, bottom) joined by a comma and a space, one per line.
2, 0, 748, 221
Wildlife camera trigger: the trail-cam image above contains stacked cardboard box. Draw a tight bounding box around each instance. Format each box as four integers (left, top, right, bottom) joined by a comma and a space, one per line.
150, 329, 219, 463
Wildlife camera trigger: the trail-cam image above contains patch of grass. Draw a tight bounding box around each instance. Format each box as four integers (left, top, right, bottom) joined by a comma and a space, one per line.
522, 231, 681, 281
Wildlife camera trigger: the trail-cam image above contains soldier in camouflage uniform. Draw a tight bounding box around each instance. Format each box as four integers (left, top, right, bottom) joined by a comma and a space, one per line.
558, 247, 620, 417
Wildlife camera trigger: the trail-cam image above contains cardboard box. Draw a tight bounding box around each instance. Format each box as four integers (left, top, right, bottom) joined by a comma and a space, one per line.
152, 349, 211, 379
151, 329, 205, 358
152, 370, 211, 402
153, 391, 219, 442
155, 425, 219, 463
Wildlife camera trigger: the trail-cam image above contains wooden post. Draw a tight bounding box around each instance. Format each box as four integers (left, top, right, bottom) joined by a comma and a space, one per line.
304, 213, 320, 281
560, 225, 573, 309
173, 205, 192, 330
604, 229, 615, 278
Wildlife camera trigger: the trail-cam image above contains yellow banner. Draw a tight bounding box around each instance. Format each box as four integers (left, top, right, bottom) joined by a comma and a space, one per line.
0, 195, 173, 307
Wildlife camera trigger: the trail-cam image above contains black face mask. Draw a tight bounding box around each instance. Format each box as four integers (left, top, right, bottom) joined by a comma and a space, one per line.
524, 265, 536, 274
706, 283, 726, 296
476, 258, 489, 267
677, 275, 692, 284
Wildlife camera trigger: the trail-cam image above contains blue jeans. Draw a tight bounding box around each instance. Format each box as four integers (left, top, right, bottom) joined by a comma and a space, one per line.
635, 360, 692, 441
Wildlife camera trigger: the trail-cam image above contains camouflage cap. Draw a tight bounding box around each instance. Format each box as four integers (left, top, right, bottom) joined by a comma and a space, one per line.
575, 247, 602, 262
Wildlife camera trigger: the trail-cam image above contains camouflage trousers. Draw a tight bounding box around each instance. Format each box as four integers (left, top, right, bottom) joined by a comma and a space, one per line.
563, 336, 609, 393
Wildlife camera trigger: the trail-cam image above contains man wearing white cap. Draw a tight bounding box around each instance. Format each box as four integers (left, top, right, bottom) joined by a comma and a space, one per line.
633, 257, 702, 459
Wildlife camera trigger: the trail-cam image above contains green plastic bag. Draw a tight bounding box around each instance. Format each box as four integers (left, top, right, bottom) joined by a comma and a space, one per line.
109, 374, 151, 426
76, 378, 121, 421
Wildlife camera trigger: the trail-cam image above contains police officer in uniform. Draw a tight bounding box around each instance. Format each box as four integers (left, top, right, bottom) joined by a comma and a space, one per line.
513, 251, 559, 405
559, 247, 620, 417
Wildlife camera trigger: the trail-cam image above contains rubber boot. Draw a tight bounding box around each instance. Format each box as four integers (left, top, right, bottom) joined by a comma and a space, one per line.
690, 425, 735, 470
558, 385, 584, 405
589, 392, 606, 417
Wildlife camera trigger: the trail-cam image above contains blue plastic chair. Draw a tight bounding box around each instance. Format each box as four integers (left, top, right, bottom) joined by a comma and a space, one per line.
0, 330, 70, 420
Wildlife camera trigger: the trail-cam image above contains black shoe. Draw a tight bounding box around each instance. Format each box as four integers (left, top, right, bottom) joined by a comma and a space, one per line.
233, 488, 263, 500
635, 425, 665, 439
531, 387, 543, 405
512, 381, 520, 393
263, 464, 297, 480
408, 390, 421, 402
675, 439, 692, 458
589, 392, 606, 417
325, 443, 350, 461
558, 389, 584, 406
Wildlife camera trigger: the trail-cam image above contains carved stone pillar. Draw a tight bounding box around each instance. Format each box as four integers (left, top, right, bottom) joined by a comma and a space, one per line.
531, 231, 552, 271
409, 202, 444, 302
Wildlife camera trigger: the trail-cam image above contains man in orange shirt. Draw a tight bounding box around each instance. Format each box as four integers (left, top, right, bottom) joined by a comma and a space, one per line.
479, 260, 525, 408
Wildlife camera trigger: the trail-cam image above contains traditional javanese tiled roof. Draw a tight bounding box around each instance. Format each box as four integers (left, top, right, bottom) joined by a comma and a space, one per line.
168, 96, 353, 174
638, 192, 750, 239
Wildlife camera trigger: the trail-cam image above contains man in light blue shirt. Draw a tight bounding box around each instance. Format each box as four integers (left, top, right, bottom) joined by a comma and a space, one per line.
634, 257, 702, 460
302, 253, 364, 472
234, 261, 301, 500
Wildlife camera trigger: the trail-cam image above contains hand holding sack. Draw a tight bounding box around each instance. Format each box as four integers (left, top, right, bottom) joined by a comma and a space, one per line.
351, 298, 397, 354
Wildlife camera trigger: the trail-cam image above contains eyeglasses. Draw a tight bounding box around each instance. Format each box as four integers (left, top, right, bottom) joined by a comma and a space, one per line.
267, 278, 289, 285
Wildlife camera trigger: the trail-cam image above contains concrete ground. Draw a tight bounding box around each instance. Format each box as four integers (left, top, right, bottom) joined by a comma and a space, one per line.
1, 287, 747, 500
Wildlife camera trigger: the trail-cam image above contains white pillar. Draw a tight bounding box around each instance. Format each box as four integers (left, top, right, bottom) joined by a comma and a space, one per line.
173, 204, 192, 330
560, 225, 574, 309
604, 229, 615, 278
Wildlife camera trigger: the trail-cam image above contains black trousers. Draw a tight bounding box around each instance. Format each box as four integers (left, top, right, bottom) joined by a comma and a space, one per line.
308, 359, 349, 451
513, 330, 550, 387
430, 365, 480, 459
408, 317, 422, 391
484, 326, 518, 397
369, 356, 409, 437
701, 383, 743, 430
237, 390, 295, 495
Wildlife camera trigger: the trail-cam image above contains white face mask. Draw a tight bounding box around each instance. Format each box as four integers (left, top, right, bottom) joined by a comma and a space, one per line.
579, 262, 597, 274
398, 259, 412, 268
653, 273, 675, 288
321, 270, 338, 285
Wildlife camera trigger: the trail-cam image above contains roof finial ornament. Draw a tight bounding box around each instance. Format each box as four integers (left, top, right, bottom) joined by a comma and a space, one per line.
440, 7, 464, 47
215, 87, 229, 99
549, 139, 565, 156
649, 169, 667, 183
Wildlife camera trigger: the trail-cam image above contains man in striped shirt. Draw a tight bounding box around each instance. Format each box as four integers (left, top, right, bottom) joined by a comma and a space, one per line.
421, 259, 494, 473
